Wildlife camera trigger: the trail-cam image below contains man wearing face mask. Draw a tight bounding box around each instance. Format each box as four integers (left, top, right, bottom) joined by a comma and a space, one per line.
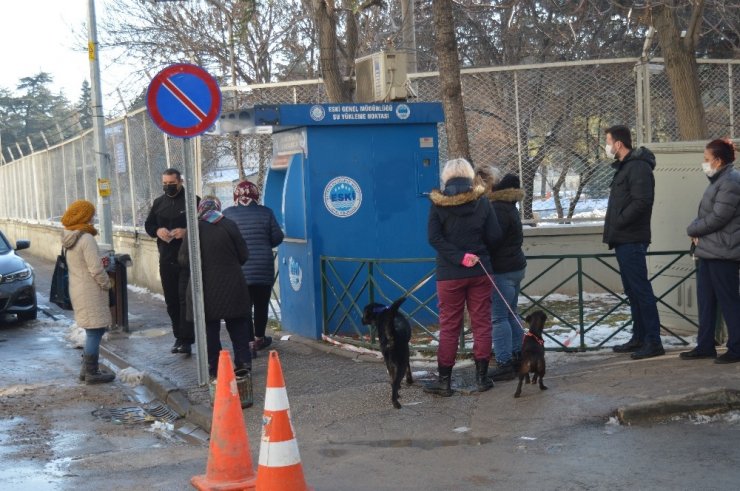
603, 125, 665, 360
145, 168, 195, 354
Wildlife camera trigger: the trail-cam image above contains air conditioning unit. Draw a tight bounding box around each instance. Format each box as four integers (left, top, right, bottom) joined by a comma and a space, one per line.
355, 51, 408, 103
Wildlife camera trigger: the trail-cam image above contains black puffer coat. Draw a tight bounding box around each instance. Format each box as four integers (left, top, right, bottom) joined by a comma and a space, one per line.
179, 217, 250, 321
686, 165, 740, 261
487, 188, 527, 273
428, 178, 502, 281
144, 191, 188, 264
222, 203, 284, 285
603, 147, 656, 249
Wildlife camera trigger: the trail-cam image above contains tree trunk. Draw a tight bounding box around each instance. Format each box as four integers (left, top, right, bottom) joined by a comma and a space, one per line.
432, 0, 470, 162
312, 0, 352, 102
652, 2, 708, 140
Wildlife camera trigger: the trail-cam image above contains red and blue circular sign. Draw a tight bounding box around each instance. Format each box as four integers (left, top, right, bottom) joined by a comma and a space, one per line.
146, 63, 222, 138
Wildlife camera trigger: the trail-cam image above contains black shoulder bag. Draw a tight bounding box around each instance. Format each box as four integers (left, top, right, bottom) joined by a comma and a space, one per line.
50, 248, 73, 310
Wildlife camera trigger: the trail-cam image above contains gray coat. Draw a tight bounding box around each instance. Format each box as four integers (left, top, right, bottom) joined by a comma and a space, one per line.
686, 165, 740, 261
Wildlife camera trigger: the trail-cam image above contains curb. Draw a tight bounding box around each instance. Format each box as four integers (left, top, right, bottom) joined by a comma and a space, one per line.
617, 387, 740, 425
99, 333, 384, 433
100, 344, 214, 432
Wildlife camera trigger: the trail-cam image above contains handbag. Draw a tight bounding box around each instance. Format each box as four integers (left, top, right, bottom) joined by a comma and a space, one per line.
50, 248, 73, 310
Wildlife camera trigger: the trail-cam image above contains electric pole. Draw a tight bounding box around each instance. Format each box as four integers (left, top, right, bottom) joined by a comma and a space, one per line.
87, 0, 113, 248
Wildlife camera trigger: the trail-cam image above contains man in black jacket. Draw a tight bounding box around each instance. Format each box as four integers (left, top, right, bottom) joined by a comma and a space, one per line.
144, 168, 194, 354
603, 125, 664, 360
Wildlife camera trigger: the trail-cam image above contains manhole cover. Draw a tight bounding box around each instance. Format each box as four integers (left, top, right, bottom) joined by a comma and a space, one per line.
93, 402, 180, 424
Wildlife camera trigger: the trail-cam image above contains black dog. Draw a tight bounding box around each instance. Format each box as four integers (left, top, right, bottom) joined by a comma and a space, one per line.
514, 310, 548, 398
362, 297, 414, 409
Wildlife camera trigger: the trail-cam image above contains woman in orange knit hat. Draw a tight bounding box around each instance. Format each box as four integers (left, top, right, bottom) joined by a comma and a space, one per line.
61, 200, 115, 384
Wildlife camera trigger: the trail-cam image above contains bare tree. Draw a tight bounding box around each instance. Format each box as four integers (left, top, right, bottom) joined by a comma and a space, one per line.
651, 0, 709, 140
432, 0, 470, 161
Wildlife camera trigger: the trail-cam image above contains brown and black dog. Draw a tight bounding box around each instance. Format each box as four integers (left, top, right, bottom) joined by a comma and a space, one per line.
362, 297, 414, 409
514, 310, 548, 398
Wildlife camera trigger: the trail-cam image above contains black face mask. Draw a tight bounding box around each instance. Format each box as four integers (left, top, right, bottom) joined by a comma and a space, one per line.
163, 184, 180, 196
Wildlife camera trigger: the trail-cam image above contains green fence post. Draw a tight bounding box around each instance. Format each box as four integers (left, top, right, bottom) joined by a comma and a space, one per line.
368, 261, 376, 344
320, 258, 327, 337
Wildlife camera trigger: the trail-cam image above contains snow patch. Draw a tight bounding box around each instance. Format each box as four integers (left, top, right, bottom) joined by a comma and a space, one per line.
66, 325, 86, 349
118, 367, 145, 386
127, 284, 165, 303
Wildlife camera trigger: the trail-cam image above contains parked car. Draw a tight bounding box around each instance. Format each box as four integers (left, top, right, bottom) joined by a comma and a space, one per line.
0, 230, 37, 321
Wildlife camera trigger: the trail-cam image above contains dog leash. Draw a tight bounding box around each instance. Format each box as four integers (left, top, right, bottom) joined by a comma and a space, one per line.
476, 262, 527, 331
477, 262, 578, 348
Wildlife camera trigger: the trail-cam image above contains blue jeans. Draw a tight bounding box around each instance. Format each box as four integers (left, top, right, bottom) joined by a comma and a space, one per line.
84, 328, 106, 357
491, 268, 526, 364
696, 259, 740, 356
614, 243, 661, 345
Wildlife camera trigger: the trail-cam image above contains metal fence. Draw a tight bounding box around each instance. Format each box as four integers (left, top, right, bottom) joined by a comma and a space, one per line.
320, 252, 695, 353
1, 58, 737, 227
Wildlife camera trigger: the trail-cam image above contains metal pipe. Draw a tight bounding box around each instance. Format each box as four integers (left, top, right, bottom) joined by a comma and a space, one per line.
87, 0, 113, 248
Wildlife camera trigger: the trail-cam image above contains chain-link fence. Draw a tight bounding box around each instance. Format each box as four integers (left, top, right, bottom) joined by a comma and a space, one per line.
1, 58, 737, 228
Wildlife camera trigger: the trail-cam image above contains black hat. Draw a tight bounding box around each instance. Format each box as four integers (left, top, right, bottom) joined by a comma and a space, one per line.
494, 173, 520, 191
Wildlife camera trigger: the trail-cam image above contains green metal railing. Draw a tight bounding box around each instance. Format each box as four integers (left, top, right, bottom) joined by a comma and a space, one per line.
320, 251, 695, 353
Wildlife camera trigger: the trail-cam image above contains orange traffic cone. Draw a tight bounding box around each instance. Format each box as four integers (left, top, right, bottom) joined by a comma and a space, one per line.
255, 351, 313, 491
192, 350, 257, 491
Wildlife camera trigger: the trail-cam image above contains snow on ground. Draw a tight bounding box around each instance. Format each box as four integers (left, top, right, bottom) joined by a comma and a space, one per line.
398, 291, 694, 357
127, 284, 165, 303
532, 195, 608, 221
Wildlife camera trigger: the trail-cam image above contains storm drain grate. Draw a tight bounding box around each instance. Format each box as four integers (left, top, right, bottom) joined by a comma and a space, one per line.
141, 402, 180, 423
93, 403, 180, 424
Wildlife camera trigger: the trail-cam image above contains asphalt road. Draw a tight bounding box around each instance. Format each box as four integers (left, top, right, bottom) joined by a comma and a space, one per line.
2, 251, 740, 490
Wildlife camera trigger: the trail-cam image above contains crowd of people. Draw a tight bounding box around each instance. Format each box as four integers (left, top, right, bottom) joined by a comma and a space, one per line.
423, 131, 739, 395
60, 129, 738, 391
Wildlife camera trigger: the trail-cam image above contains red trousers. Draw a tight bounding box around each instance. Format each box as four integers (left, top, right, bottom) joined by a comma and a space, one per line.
436, 275, 493, 367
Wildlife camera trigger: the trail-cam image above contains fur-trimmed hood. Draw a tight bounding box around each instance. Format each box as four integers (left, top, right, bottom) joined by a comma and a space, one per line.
62, 229, 83, 249
487, 188, 525, 203
429, 184, 486, 207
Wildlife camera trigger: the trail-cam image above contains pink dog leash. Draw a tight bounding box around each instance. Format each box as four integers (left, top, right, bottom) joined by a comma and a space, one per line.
476, 262, 578, 348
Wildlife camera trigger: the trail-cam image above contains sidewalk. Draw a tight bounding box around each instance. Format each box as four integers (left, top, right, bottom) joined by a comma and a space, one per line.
24, 251, 740, 490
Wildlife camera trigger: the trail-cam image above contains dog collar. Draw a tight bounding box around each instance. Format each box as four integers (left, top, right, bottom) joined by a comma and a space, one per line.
524, 331, 544, 346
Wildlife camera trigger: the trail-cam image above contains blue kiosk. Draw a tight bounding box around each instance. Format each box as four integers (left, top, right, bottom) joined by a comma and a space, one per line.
244, 103, 444, 340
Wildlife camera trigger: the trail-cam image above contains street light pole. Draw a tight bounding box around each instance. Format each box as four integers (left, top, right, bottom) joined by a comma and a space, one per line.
87, 0, 113, 248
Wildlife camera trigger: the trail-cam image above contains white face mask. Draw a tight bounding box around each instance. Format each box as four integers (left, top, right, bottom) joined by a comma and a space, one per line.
701, 162, 719, 177
605, 144, 616, 159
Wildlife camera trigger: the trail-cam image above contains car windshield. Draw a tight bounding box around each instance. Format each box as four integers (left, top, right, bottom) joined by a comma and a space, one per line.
0, 232, 11, 254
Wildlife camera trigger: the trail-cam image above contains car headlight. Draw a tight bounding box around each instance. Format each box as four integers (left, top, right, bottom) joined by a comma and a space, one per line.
0, 268, 32, 283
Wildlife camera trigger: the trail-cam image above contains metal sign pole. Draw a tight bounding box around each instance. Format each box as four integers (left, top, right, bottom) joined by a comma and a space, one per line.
182, 138, 209, 385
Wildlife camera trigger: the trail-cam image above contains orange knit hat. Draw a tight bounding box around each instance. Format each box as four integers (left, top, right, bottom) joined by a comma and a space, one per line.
62, 200, 96, 229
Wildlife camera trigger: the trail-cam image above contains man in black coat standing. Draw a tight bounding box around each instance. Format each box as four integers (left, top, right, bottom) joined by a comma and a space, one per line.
144, 168, 194, 354
603, 125, 664, 360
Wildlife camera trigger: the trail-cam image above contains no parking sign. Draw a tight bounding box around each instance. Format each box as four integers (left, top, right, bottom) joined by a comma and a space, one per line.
146, 63, 222, 138
145, 63, 221, 385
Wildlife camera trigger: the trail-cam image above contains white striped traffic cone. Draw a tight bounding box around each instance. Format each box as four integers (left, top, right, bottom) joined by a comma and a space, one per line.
255, 350, 313, 491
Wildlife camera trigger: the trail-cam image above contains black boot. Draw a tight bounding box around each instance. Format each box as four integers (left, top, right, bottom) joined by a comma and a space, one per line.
423, 365, 453, 397
84, 354, 115, 385
630, 342, 665, 360
613, 338, 642, 353
475, 359, 494, 392
489, 361, 515, 382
